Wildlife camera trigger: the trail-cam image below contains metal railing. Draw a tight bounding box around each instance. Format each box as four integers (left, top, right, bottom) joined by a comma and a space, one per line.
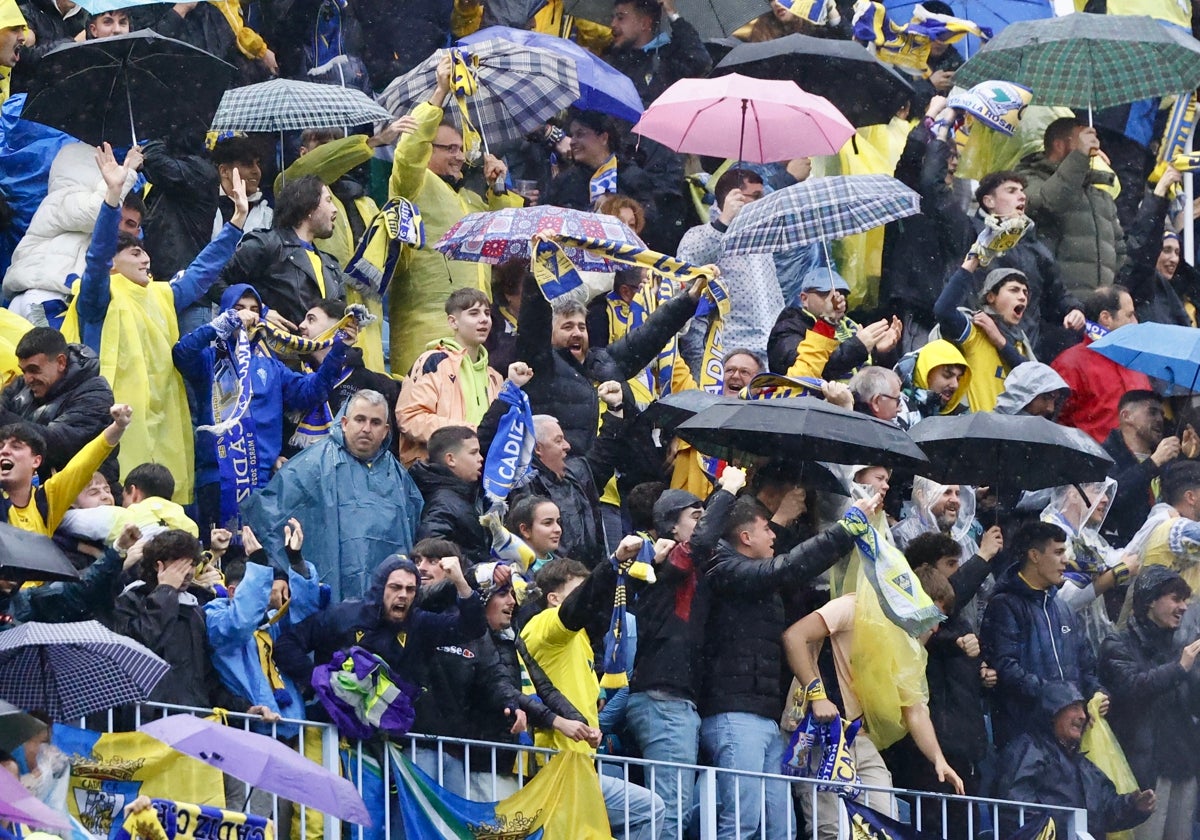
85, 702, 1092, 840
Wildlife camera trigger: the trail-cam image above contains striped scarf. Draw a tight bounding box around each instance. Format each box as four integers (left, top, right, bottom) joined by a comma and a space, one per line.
345, 198, 424, 300
451, 49, 484, 163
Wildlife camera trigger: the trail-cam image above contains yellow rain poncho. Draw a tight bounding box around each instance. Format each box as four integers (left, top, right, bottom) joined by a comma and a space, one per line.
0, 307, 32, 388
387, 101, 522, 374
62, 276, 194, 504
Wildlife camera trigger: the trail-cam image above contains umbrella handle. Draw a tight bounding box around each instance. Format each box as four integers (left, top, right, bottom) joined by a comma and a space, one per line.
126, 78, 138, 147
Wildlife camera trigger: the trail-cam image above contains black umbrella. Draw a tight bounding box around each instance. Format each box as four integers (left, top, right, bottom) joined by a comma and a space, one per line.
674, 397, 929, 470
908, 413, 1114, 491
0, 700, 46, 752
0, 523, 79, 583
713, 33, 916, 127
636, 390, 729, 435
21, 29, 235, 146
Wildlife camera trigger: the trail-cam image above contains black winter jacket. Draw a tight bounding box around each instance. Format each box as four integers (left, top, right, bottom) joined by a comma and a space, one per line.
980, 566, 1103, 748
603, 18, 711, 106
630, 487, 733, 702
1100, 428, 1166, 548
1099, 566, 1200, 788
273, 555, 486, 703
11, 0, 85, 89
213, 228, 346, 327
1117, 192, 1193, 327
514, 277, 697, 457
139, 140, 221, 282
411, 461, 490, 567
0, 343, 116, 483
113, 582, 252, 711
698, 523, 854, 720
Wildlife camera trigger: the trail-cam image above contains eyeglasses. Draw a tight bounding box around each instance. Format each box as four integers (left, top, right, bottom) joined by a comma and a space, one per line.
877, 393, 903, 404
431, 142, 464, 154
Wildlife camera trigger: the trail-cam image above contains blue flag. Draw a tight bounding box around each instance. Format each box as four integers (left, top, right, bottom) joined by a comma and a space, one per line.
482, 381, 536, 506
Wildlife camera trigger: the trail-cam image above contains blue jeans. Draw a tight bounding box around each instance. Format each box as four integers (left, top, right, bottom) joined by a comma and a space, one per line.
626, 692, 701, 840
700, 712, 793, 840
599, 772, 665, 840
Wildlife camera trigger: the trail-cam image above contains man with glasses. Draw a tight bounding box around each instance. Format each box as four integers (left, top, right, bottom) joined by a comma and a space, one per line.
387, 53, 522, 374
849, 366, 905, 423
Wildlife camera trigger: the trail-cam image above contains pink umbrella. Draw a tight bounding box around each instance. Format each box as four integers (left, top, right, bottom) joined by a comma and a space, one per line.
0, 769, 72, 832
632, 73, 855, 164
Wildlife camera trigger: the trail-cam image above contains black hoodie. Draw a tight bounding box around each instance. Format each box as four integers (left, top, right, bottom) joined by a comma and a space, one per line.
410, 461, 490, 567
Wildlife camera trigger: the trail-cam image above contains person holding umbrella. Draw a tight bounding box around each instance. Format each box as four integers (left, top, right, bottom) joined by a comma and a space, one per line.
387, 53, 522, 375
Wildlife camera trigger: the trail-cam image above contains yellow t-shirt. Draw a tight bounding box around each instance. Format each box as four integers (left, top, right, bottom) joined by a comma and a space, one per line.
5, 433, 115, 536
521, 606, 599, 754
957, 324, 1027, 413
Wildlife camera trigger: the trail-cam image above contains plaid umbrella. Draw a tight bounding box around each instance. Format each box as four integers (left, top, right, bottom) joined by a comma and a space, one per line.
0, 621, 169, 721
435, 206, 645, 271
955, 13, 1200, 111
210, 78, 393, 133
378, 39, 580, 147
722, 174, 920, 256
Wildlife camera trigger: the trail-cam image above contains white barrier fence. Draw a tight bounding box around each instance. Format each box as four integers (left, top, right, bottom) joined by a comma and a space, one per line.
87, 702, 1091, 840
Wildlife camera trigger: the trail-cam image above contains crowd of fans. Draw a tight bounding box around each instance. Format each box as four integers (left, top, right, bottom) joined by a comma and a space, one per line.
3, 0, 1200, 836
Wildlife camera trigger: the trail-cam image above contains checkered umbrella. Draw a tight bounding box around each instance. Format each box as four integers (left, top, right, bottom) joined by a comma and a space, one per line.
435, 206, 644, 271
378, 39, 580, 147
210, 78, 393, 133
955, 13, 1200, 111
0, 621, 169, 721
722, 175, 920, 256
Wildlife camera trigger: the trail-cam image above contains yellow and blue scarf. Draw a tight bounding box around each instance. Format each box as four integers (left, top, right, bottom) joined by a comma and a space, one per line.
590, 154, 619, 203
345, 197, 424, 300
853, 0, 990, 77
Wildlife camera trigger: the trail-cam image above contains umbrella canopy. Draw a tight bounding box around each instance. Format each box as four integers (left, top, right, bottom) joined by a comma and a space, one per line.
0, 522, 79, 583
378, 39, 580, 147
561, 0, 763, 41
434, 206, 645, 271
458, 27, 643, 123
909, 413, 1114, 490
141, 715, 371, 825
632, 73, 854, 164
722, 174, 920, 256
72, 0, 178, 13
0, 699, 47, 752
210, 79, 393, 133
0, 621, 168, 721
883, 0, 1053, 58
713, 33, 916, 127
636, 390, 728, 435
1088, 322, 1200, 392
955, 13, 1200, 111
0, 769, 71, 831
21, 29, 235, 146
674, 397, 930, 470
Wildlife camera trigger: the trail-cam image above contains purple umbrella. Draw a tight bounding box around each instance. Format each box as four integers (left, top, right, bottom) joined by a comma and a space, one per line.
0, 769, 72, 831
140, 715, 371, 825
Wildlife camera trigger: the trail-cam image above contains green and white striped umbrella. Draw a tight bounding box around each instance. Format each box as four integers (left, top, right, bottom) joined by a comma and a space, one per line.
955, 12, 1200, 111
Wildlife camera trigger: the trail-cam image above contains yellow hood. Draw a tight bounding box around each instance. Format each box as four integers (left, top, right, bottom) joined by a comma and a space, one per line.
0, 0, 25, 30
913, 339, 971, 414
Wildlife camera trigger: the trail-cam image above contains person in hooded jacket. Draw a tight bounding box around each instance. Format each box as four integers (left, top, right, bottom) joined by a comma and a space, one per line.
173, 284, 355, 531
0, 327, 117, 488
241, 390, 423, 601
273, 553, 485, 724
993, 361, 1070, 418
981, 521, 1108, 749
411, 426, 490, 567
1116, 165, 1194, 327
993, 681, 1155, 837
895, 338, 971, 428
1100, 565, 1200, 840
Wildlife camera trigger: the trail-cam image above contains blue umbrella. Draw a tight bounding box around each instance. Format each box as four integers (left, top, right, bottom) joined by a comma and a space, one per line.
458, 26, 643, 123
882, 0, 1052, 58
1089, 322, 1200, 392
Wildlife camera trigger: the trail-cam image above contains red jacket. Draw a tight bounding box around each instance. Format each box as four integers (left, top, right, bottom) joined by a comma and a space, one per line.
1052, 337, 1152, 443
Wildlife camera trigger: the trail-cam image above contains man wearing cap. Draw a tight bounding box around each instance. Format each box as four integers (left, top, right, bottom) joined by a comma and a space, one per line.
767, 266, 901, 381
626, 469, 744, 840
1100, 566, 1200, 840
934, 246, 1035, 412
0, 0, 26, 107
